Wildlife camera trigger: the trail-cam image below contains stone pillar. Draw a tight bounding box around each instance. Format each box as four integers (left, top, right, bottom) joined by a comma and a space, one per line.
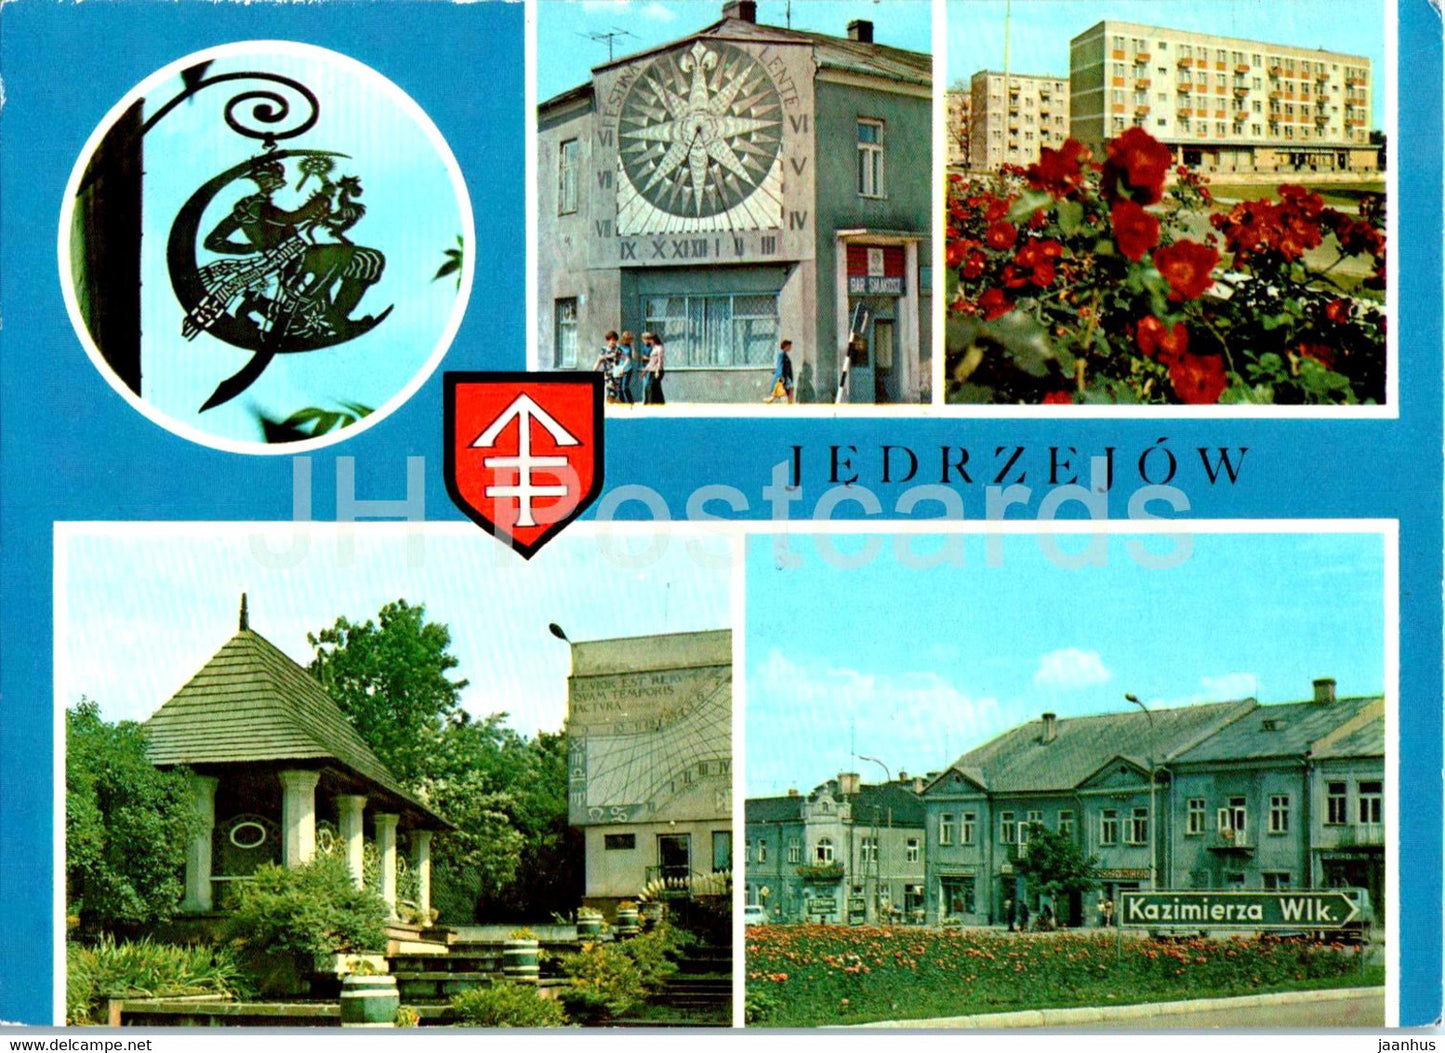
181, 774, 219, 912
279, 769, 321, 867
412, 830, 433, 922
375, 813, 400, 918
336, 794, 368, 890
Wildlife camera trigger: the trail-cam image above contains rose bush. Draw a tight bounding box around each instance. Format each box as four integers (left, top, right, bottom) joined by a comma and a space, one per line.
946, 128, 1386, 406
746, 924, 1374, 1027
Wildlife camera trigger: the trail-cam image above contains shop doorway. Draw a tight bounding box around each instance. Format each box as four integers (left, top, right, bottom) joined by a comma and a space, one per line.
658, 833, 691, 882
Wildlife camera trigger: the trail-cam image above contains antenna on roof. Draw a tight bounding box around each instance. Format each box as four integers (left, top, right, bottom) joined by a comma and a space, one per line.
239, 592, 249, 631
580, 28, 636, 63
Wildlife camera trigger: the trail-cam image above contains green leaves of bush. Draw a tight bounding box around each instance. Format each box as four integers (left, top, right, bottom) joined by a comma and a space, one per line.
222, 855, 389, 965
451, 982, 567, 1027
66, 936, 249, 1024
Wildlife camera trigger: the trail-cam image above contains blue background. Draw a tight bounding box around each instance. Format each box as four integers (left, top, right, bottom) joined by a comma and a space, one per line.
2, 0, 1440, 1026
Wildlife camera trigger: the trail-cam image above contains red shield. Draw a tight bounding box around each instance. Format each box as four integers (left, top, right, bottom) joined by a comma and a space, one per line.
444, 372, 604, 558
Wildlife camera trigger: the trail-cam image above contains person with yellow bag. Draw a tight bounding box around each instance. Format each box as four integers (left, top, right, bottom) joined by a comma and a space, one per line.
764, 339, 794, 404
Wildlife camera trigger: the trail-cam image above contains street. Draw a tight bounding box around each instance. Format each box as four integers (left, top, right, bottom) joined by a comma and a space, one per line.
1068, 990, 1386, 1029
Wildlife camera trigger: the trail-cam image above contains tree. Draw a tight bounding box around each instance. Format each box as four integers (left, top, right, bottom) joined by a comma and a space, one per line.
66, 699, 200, 931
308, 601, 581, 920
1015, 822, 1100, 923
308, 599, 468, 788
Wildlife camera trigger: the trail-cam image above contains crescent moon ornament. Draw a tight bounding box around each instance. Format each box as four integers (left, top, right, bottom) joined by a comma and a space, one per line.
167, 148, 392, 411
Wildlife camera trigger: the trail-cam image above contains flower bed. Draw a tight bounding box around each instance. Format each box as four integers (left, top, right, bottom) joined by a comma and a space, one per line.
945, 129, 1386, 406
745, 925, 1376, 1027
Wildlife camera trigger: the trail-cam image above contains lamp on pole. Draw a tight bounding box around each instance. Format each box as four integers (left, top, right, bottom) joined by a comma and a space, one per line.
1124, 694, 1159, 890
857, 756, 892, 923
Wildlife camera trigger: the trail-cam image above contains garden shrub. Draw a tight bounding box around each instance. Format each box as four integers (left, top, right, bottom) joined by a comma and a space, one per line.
945, 128, 1386, 406
619, 925, 681, 993
451, 982, 566, 1027
559, 941, 646, 1022
67, 936, 249, 1024
222, 855, 388, 971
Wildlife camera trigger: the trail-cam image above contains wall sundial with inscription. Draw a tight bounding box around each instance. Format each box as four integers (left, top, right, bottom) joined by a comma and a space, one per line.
616, 39, 785, 235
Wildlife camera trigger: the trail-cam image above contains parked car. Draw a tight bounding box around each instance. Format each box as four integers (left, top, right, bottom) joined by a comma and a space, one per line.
743, 904, 768, 926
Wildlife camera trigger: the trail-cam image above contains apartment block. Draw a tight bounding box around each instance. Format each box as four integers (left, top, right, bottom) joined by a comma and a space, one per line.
968, 70, 1070, 170
1069, 20, 1377, 175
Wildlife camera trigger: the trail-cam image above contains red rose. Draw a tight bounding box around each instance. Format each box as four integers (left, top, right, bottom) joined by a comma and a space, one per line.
1297, 343, 1336, 369
1169, 352, 1228, 404
1042, 391, 1074, 405
1325, 298, 1352, 325
986, 220, 1018, 251
983, 195, 1014, 223
1135, 316, 1189, 365
978, 288, 1012, 320
1111, 201, 1161, 262
962, 251, 986, 280
1027, 140, 1092, 197
1153, 240, 1220, 301
946, 240, 969, 269
1014, 239, 1063, 287
1103, 127, 1174, 205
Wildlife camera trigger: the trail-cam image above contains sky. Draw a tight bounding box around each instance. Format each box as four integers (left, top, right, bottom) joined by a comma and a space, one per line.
745, 530, 1387, 796
536, 0, 934, 101
133, 49, 467, 446
946, 0, 1387, 128
58, 525, 731, 737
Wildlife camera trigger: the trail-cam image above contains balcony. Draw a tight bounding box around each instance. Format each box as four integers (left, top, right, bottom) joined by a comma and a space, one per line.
1177, 81, 1193, 92
1215, 110, 1227, 120
1177, 56, 1194, 68
1270, 90, 1283, 100
1112, 49, 1127, 60
1207, 829, 1254, 854
1270, 65, 1283, 76
1235, 112, 1250, 123
1346, 75, 1366, 86
1233, 84, 1249, 96
1235, 63, 1251, 74
1135, 78, 1151, 89
1134, 52, 1150, 64
796, 862, 845, 883
1135, 104, 1151, 115
1177, 107, 1193, 118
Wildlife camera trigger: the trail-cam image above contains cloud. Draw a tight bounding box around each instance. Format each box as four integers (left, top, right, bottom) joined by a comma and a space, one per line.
747, 649, 1007, 794
1033, 648, 1112, 689
1146, 672, 1259, 709
578, 0, 674, 18
639, 1, 677, 20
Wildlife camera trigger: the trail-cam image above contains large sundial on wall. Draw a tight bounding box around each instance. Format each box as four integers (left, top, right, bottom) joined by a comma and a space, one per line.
616, 39, 785, 234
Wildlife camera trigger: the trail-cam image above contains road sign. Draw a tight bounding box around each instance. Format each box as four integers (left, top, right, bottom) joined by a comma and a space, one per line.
1119, 890, 1360, 930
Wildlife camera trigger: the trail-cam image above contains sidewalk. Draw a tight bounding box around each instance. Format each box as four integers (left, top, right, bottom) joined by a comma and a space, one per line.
849, 986, 1385, 1029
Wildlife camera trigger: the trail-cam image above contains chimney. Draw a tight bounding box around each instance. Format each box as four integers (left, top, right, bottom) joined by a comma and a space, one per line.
912, 776, 925, 793
723, 0, 756, 23
1313, 678, 1337, 703
239, 592, 249, 631
1041, 712, 1057, 743
847, 19, 873, 43
787, 787, 799, 797
838, 772, 861, 796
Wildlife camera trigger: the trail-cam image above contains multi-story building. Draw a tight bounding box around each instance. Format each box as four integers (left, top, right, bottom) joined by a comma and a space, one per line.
537, 0, 932, 404
919, 679, 1385, 928
945, 87, 972, 168
968, 70, 1071, 171
1169, 678, 1385, 923
1069, 20, 1377, 174
565, 629, 732, 914
745, 772, 926, 924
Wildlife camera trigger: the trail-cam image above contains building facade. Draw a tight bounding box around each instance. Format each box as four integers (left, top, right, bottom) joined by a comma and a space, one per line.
537, 0, 932, 404
968, 70, 1070, 171
920, 680, 1385, 928
1069, 20, 1376, 174
745, 773, 925, 924
565, 629, 732, 911
945, 88, 971, 168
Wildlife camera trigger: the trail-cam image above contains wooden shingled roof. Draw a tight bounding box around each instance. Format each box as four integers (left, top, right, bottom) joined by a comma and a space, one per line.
144, 599, 449, 828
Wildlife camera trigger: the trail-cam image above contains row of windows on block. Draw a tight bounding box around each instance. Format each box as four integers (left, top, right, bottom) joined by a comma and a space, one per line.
554, 294, 781, 370
554, 118, 888, 214
744, 836, 924, 865
1109, 66, 1362, 99
1109, 35, 1366, 81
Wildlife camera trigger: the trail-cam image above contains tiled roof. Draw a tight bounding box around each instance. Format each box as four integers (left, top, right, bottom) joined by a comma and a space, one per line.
939, 700, 1256, 794
852, 780, 927, 827
145, 628, 449, 827
746, 795, 805, 823
1175, 696, 1383, 763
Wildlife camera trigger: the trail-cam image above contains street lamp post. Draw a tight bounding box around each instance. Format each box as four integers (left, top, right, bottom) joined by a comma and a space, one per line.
1124, 694, 1159, 891
858, 756, 892, 924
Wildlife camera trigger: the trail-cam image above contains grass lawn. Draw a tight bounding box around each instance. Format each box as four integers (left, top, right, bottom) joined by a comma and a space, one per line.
1207, 182, 1385, 207
746, 926, 1382, 1028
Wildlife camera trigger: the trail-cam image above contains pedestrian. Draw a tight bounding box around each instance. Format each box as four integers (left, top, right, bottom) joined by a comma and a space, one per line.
595, 330, 622, 402
765, 339, 794, 403
1096, 897, 1106, 928
614, 329, 637, 405
1018, 899, 1031, 932
1004, 897, 1015, 932
642, 331, 666, 405
1103, 898, 1115, 928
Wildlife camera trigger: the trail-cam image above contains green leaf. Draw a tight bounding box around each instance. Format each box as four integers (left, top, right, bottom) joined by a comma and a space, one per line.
1006, 189, 1053, 224
1056, 199, 1084, 235
983, 311, 1055, 378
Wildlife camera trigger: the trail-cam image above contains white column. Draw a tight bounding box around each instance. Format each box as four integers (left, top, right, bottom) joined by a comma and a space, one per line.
336, 794, 368, 890
375, 813, 400, 918
278, 769, 321, 867
413, 830, 433, 922
181, 775, 219, 912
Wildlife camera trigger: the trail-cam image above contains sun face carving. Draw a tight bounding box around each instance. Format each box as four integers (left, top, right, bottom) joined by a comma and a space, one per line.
617, 40, 784, 231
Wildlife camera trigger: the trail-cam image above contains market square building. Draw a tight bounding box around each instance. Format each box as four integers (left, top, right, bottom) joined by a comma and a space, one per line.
536, 1, 933, 404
